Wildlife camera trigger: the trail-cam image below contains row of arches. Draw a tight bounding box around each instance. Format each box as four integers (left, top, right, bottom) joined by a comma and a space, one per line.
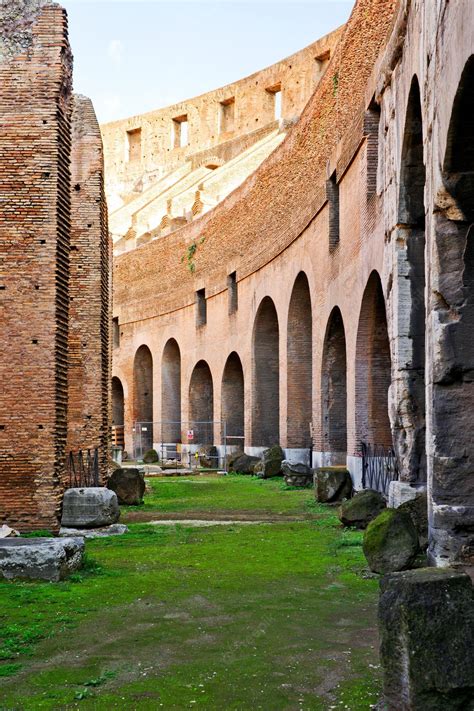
113, 271, 392, 453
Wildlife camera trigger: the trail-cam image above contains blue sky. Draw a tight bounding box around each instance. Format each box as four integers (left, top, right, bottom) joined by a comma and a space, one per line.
61, 1, 353, 124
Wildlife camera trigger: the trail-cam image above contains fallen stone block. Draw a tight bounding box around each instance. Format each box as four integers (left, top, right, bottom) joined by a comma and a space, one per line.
363, 509, 419, 574
282, 460, 313, 487
107, 468, 145, 505
379, 568, 474, 709
0, 537, 84, 582
314, 467, 352, 503
256, 445, 283, 479
388, 480, 419, 508
0, 524, 20, 538
398, 491, 428, 551
59, 523, 128, 538
61, 487, 120, 528
228, 452, 260, 474
339, 489, 386, 529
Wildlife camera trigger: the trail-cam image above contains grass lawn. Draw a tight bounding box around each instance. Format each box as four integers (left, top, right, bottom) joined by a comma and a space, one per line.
0, 475, 381, 710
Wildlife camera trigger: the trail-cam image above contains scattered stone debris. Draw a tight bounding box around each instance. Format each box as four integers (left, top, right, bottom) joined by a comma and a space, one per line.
62, 487, 120, 528
107, 468, 146, 505
59, 523, 128, 538
0, 537, 84, 582
339, 489, 386, 529
363, 509, 419, 574
228, 452, 260, 475
282, 460, 313, 487
0, 524, 20, 538
314, 467, 352, 503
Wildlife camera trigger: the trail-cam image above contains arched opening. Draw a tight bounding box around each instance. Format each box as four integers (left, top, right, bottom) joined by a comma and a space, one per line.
321, 307, 347, 454
287, 272, 312, 448
396, 75, 426, 481
112, 376, 124, 427
252, 296, 280, 446
429, 56, 474, 561
221, 352, 244, 447
189, 360, 214, 445
161, 338, 181, 445
133, 345, 153, 452
355, 272, 392, 449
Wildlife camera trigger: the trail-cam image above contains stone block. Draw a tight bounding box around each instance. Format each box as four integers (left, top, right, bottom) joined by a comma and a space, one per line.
282, 460, 313, 487
363, 509, 419, 574
59, 523, 128, 538
379, 568, 474, 709
228, 452, 260, 474
256, 445, 283, 479
107, 468, 145, 505
339, 489, 386, 529
398, 491, 428, 551
314, 467, 352, 503
0, 538, 84, 582
61, 487, 120, 528
388, 481, 421, 508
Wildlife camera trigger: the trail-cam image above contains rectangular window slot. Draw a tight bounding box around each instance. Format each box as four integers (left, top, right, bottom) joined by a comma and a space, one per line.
266, 83, 282, 121
126, 127, 142, 163
196, 288, 207, 327
219, 97, 235, 134
172, 114, 188, 148
113, 317, 120, 348
227, 271, 238, 314
364, 100, 381, 197
326, 170, 340, 251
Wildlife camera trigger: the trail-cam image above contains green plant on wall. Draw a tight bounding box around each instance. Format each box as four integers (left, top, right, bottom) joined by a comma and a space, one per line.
332, 71, 339, 98
181, 237, 205, 274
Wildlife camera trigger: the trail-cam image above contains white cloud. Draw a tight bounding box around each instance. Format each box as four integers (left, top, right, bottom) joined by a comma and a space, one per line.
107, 39, 124, 67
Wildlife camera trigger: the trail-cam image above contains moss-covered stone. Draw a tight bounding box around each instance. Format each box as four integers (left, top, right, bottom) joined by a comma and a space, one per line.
398, 491, 428, 550
338, 489, 386, 529
143, 449, 159, 464
363, 509, 419, 573
257, 445, 283, 479
379, 568, 474, 709
314, 467, 352, 503
228, 452, 260, 474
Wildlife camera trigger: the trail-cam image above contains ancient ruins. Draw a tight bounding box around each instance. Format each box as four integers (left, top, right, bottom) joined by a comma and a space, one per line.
0, 0, 110, 531
109, 0, 474, 570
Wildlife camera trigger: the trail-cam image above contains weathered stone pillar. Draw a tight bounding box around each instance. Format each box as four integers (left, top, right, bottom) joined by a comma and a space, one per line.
379, 568, 474, 710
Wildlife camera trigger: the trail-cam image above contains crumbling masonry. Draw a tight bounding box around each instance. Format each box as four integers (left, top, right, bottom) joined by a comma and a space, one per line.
0, 1, 110, 531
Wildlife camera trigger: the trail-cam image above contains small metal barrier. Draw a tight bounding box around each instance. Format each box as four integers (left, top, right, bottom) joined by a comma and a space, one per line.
360, 441, 398, 496
66, 448, 100, 488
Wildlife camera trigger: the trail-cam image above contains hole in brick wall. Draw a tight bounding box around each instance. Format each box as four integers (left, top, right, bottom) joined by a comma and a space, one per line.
32, 339, 38, 344
86, 415, 92, 419
42, 120, 47, 124
222, 352, 244, 446
287, 272, 313, 448
196, 288, 207, 327
87, 223, 92, 228
227, 272, 238, 314
34, 285, 39, 290
0, 425, 5, 430
321, 307, 347, 453
113, 317, 120, 348
0, 285, 5, 290
252, 296, 280, 446
112, 377, 124, 426
42, 172, 50, 179
219, 97, 235, 134
172, 115, 188, 148
327, 170, 340, 251
39, 239, 46, 244
189, 360, 214, 444
126, 127, 142, 162
71, 246, 78, 251
133, 345, 153, 451
74, 184, 81, 191
161, 338, 181, 443
38, 425, 43, 429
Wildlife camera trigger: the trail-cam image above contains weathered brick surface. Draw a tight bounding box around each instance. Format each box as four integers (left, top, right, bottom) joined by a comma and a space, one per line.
0, 2, 110, 531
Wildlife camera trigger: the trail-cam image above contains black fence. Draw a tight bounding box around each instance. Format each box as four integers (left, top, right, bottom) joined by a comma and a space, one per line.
360, 441, 398, 496
66, 448, 100, 488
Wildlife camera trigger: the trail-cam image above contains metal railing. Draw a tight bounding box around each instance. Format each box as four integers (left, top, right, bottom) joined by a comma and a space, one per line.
66, 448, 100, 488
360, 441, 398, 496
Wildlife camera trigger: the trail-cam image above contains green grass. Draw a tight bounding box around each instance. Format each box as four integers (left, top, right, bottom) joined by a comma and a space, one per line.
0, 476, 380, 709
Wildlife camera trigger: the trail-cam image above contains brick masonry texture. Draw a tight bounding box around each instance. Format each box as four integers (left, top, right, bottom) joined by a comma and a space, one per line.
0, 1, 110, 531
110, 0, 474, 566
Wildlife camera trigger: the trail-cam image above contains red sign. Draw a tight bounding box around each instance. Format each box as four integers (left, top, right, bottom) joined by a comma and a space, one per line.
187, 429, 194, 441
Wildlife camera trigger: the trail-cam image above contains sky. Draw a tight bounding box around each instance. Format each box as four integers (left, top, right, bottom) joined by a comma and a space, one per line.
61, 0, 354, 125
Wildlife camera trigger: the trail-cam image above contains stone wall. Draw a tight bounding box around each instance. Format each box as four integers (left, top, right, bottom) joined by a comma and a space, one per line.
0, 1, 110, 531
112, 0, 474, 567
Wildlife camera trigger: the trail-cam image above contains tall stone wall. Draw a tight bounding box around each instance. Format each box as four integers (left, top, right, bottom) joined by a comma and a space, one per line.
112, 0, 474, 567
67, 95, 111, 479
0, 1, 110, 531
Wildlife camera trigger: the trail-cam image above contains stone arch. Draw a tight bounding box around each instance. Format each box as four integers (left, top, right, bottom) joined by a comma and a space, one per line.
161, 338, 181, 445
112, 376, 124, 427
133, 345, 153, 451
321, 307, 347, 454
395, 75, 427, 481
221, 352, 244, 447
355, 272, 392, 449
287, 272, 312, 448
189, 360, 214, 444
252, 296, 279, 446
429, 56, 474, 562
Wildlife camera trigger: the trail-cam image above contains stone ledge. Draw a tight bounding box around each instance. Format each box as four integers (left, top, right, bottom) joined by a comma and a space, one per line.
0, 537, 84, 582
